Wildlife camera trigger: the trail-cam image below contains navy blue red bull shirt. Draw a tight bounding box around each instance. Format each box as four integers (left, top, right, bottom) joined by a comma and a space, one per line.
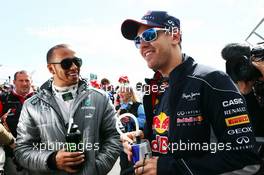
143, 54, 261, 175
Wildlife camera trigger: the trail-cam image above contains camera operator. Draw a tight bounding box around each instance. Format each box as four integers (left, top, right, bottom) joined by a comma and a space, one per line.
221, 42, 264, 165
222, 43, 264, 138
252, 61, 264, 80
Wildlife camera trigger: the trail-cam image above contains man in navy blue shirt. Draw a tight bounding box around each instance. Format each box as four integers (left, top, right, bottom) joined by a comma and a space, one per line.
120, 11, 261, 175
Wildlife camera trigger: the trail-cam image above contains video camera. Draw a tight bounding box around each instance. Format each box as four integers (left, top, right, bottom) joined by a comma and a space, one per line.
223, 43, 264, 82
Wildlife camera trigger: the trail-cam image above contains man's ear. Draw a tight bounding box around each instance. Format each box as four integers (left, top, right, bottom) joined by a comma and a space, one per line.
47, 64, 55, 74
171, 28, 181, 45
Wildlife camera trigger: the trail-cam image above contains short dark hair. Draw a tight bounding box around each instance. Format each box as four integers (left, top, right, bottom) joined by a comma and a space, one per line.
101, 78, 110, 85
14, 70, 30, 80
46, 44, 69, 63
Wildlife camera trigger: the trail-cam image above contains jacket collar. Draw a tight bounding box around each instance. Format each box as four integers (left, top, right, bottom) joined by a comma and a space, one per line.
145, 54, 196, 86
11, 90, 35, 103
37, 79, 89, 126
40, 79, 88, 95
169, 54, 196, 86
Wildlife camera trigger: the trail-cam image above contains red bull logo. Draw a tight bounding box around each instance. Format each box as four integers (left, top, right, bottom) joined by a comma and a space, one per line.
177, 116, 203, 123
152, 112, 169, 134
151, 135, 169, 154
176, 116, 204, 126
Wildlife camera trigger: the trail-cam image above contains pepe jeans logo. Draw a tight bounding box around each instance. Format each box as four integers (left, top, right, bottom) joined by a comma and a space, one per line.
182, 92, 200, 101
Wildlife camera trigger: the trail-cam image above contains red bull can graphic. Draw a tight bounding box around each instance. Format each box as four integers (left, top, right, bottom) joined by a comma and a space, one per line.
131, 139, 152, 164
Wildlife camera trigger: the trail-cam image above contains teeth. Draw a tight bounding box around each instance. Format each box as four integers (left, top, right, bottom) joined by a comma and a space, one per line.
145, 51, 152, 57
69, 73, 78, 76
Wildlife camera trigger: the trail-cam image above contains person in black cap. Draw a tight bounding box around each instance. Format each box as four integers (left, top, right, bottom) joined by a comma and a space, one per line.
120, 11, 261, 175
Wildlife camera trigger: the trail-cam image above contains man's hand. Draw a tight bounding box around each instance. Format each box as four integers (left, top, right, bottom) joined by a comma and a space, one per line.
55, 149, 85, 173
237, 81, 255, 95
252, 61, 264, 80
1, 110, 11, 132
120, 130, 144, 161
134, 157, 158, 175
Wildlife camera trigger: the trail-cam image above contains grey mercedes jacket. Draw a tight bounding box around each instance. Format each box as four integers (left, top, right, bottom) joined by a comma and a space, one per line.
14, 80, 120, 175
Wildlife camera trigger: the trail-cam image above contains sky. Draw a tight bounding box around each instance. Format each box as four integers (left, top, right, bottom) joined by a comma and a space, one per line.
0, 0, 263, 87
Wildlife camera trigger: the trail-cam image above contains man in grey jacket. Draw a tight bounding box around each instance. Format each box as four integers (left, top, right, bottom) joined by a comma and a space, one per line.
14, 44, 120, 175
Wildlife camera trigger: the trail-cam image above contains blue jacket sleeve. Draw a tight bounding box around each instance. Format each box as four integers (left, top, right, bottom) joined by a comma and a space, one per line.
137, 104, 146, 129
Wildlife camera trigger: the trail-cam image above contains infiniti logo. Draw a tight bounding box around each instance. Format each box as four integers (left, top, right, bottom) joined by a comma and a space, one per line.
236, 136, 250, 144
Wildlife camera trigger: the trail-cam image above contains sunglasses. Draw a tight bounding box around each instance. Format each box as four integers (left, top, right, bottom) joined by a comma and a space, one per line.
49, 57, 82, 70
134, 28, 169, 49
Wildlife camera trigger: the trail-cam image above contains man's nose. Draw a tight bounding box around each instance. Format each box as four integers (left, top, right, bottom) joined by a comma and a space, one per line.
70, 62, 78, 69
140, 40, 151, 49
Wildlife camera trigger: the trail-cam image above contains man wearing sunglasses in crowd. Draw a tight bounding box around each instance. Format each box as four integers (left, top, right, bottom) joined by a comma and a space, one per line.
14, 44, 120, 175
120, 11, 261, 175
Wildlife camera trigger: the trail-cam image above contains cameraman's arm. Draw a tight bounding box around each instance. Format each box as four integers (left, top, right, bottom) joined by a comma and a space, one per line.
236, 81, 255, 95
252, 61, 264, 80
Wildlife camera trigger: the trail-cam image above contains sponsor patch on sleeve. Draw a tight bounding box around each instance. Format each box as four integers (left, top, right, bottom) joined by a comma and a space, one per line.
225, 115, 250, 127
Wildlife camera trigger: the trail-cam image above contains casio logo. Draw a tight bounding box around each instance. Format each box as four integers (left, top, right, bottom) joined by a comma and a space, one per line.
222, 98, 243, 107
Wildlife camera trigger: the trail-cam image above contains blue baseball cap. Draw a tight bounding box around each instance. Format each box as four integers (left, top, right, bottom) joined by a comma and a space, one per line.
121, 11, 180, 40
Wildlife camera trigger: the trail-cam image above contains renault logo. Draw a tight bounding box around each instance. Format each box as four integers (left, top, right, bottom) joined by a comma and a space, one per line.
236, 136, 250, 144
